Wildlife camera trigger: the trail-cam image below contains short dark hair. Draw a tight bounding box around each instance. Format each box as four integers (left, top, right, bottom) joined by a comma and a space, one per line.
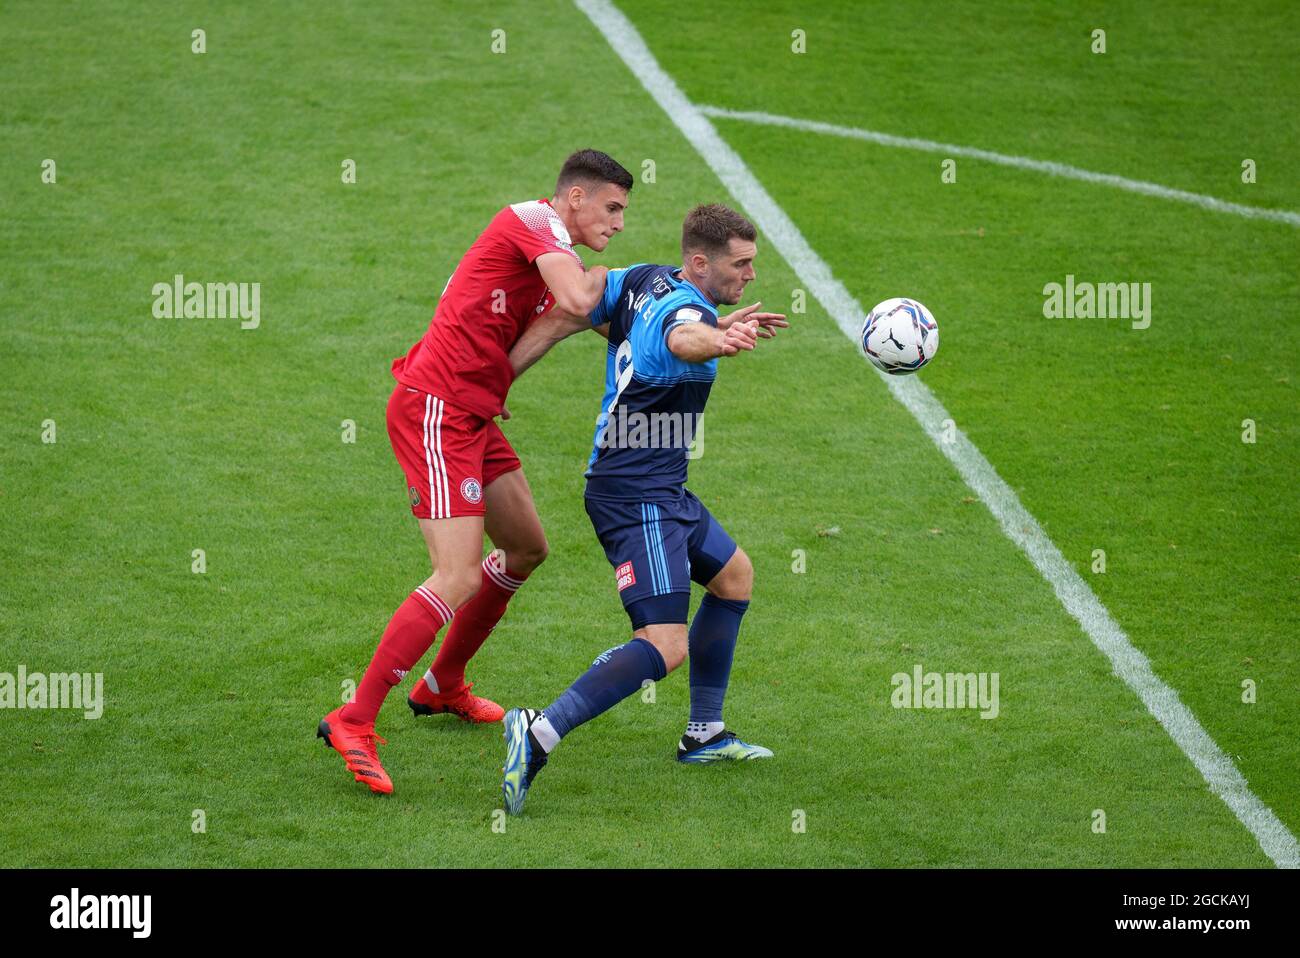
681, 203, 756, 258
555, 149, 633, 194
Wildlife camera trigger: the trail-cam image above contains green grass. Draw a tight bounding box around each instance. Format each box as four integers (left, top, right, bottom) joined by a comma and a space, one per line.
1, 0, 1294, 867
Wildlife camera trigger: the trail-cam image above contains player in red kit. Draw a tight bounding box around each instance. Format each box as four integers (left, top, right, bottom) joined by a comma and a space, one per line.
317, 150, 633, 794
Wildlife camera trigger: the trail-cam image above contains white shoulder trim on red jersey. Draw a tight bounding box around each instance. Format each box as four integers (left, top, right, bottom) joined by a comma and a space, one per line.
509, 199, 575, 253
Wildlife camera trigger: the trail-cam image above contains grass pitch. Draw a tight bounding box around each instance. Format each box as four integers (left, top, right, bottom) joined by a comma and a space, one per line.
2, 0, 1296, 867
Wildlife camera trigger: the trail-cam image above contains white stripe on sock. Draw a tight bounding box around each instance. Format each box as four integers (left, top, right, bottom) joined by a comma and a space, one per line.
531, 713, 560, 753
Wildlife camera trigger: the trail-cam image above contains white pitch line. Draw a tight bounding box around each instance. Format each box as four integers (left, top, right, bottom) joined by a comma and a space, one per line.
696, 104, 1300, 228
577, 0, 1300, 869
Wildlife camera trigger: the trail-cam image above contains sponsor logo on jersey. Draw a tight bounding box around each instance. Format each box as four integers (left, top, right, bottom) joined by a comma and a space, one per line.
549, 218, 572, 246
460, 478, 483, 504
615, 561, 636, 591
675, 307, 703, 323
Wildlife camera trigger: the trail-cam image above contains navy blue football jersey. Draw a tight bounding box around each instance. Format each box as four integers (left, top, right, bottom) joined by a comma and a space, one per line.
584, 264, 718, 501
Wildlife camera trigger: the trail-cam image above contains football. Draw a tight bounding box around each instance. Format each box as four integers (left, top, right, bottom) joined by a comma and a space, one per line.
861, 297, 939, 375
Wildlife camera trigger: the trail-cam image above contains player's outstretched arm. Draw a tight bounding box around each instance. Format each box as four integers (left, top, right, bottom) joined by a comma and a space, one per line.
716, 301, 789, 339
509, 307, 591, 377
667, 318, 761, 362
535, 254, 608, 317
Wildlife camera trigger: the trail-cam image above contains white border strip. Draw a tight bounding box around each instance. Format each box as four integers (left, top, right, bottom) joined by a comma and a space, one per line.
696, 105, 1300, 228
422, 394, 440, 518
576, 0, 1300, 868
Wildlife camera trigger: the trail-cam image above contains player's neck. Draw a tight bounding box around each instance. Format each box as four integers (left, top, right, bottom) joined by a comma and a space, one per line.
549, 196, 584, 249
676, 266, 717, 306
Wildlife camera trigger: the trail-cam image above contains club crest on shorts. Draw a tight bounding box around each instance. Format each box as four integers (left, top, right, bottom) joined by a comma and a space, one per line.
460, 477, 483, 504
615, 561, 636, 591
408, 485, 421, 507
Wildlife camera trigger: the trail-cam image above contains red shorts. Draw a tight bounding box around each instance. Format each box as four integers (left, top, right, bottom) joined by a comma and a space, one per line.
386, 386, 521, 519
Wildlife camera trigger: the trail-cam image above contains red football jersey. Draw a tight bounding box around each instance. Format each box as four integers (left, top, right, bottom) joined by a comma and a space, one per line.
393, 198, 583, 419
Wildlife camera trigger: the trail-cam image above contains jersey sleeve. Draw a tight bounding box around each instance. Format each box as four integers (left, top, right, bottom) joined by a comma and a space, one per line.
501, 201, 583, 266
661, 299, 716, 343
590, 267, 630, 327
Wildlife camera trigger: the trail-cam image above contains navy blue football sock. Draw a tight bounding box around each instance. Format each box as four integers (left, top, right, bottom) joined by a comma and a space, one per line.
687, 594, 749, 725
539, 637, 668, 743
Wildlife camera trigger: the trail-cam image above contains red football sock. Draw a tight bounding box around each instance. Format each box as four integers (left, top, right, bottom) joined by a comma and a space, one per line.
428, 554, 527, 693
343, 586, 454, 726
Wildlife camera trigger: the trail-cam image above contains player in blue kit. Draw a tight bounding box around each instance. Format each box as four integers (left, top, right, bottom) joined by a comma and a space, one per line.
499, 204, 788, 814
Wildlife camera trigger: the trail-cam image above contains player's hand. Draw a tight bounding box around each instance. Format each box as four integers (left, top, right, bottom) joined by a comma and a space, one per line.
720, 319, 759, 356
718, 301, 789, 339
499, 404, 512, 421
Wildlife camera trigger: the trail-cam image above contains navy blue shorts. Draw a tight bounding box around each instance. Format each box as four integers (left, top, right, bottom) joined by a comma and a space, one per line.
584, 488, 738, 629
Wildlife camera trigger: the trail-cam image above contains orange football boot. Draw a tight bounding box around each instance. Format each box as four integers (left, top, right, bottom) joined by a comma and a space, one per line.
317, 706, 394, 794
407, 678, 505, 723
